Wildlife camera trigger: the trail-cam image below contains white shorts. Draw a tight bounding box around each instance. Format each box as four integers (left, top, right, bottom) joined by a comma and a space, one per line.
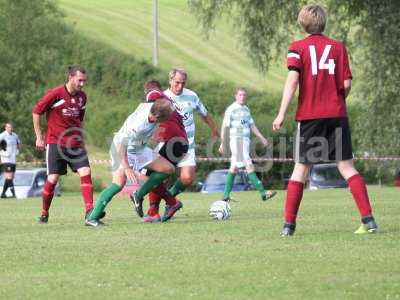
230, 138, 252, 169
110, 147, 158, 172
177, 148, 196, 168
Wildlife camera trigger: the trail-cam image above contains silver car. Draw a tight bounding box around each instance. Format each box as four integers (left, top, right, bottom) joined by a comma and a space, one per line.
0, 168, 61, 199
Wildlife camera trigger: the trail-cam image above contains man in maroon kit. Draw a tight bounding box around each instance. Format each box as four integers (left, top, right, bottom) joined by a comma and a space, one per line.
138, 80, 189, 223
33, 65, 97, 224
272, 4, 378, 236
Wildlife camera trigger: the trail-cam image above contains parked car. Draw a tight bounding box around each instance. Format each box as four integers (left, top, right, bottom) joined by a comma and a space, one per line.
307, 163, 347, 190
197, 169, 253, 193
0, 168, 61, 199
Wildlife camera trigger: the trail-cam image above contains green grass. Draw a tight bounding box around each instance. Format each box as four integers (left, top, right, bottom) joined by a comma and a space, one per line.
0, 186, 398, 299
57, 0, 286, 93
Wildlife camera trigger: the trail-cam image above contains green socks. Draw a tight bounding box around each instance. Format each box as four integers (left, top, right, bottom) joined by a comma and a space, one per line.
248, 172, 266, 196
223, 172, 236, 200
136, 172, 170, 199
168, 179, 186, 197
89, 183, 122, 220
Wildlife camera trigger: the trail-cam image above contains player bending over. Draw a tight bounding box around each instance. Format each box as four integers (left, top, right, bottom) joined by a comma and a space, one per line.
138, 81, 189, 223
86, 96, 174, 226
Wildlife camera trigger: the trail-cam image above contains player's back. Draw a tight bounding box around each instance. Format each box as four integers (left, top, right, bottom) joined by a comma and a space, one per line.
287, 34, 352, 121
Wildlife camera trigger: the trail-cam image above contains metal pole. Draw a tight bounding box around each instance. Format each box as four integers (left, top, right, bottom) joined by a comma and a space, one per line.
153, 0, 159, 67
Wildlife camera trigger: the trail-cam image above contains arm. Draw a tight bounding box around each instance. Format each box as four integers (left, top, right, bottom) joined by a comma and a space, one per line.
344, 79, 352, 99
272, 70, 299, 131
32, 113, 45, 150
116, 141, 138, 184
219, 119, 229, 155
201, 114, 220, 140
251, 124, 268, 146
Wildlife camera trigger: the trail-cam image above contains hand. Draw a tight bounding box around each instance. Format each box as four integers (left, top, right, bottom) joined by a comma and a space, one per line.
218, 144, 224, 155
124, 167, 138, 184
260, 137, 268, 147
35, 136, 45, 150
272, 114, 285, 131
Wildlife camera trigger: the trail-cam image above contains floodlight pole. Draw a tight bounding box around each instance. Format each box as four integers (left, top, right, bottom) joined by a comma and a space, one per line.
152, 0, 159, 67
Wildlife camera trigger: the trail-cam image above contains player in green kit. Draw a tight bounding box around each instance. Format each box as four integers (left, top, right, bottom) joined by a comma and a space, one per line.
219, 88, 276, 202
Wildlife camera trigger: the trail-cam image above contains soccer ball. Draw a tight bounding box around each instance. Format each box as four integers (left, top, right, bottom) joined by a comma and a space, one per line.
209, 200, 231, 221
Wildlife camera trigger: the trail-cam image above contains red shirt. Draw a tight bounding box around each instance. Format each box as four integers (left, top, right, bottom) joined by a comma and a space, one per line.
32, 85, 87, 147
287, 34, 352, 121
154, 110, 188, 142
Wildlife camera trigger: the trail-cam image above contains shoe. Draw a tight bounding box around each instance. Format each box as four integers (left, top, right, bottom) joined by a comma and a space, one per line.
142, 214, 161, 223
85, 208, 106, 220
354, 216, 378, 234
222, 197, 231, 202
262, 190, 277, 201
161, 200, 183, 222
38, 215, 49, 224
130, 192, 144, 218
85, 219, 105, 227
1, 194, 7, 199
280, 223, 296, 236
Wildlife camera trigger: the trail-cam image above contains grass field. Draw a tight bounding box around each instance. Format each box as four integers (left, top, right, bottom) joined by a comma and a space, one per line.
58, 0, 286, 92
0, 186, 398, 299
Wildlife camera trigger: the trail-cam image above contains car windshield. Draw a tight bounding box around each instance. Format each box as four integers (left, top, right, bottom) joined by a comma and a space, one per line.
0, 172, 34, 186
205, 172, 245, 185
311, 167, 343, 182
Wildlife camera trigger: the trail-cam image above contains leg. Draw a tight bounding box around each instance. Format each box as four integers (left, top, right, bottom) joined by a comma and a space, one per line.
223, 166, 238, 201
39, 144, 67, 223
169, 148, 196, 196
169, 166, 195, 196
245, 163, 276, 201
87, 168, 126, 222
131, 157, 175, 218
281, 163, 310, 236
39, 173, 60, 223
77, 166, 94, 213
1, 171, 10, 198
337, 159, 377, 233
135, 157, 175, 199
8, 170, 16, 197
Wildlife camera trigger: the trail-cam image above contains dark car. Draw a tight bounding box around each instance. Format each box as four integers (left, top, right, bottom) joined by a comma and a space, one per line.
0, 168, 61, 199
197, 169, 253, 193
307, 163, 347, 190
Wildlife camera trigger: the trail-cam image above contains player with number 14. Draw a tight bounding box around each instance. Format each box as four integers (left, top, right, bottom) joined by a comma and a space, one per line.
272, 4, 378, 236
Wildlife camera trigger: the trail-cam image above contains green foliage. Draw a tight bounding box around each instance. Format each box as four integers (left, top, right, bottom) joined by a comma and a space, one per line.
188, 0, 304, 73
0, 0, 70, 159
189, 0, 400, 179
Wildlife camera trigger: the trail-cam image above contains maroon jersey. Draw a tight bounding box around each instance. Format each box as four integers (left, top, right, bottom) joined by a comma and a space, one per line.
156, 110, 188, 142
145, 90, 187, 142
32, 85, 87, 147
287, 34, 352, 121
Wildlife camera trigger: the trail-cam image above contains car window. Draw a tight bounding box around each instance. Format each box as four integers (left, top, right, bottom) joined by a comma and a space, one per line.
36, 174, 46, 187
206, 172, 246, 185
12, 173, 34, 186
311, 167, 343, 181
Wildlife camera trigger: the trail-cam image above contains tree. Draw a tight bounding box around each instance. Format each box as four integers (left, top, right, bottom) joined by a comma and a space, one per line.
189, 0, 400, 155
0, 0, 70, 159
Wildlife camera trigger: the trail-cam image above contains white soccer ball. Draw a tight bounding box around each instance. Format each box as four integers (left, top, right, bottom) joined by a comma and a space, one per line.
209, 200, 231, 221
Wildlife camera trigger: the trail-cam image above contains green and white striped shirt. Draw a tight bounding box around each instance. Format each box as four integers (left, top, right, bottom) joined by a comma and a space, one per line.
222, 102, 254, 139
164, 88, 208, 150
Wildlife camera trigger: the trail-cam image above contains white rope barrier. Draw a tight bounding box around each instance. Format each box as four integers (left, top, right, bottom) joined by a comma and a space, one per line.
14, 156, 400, 166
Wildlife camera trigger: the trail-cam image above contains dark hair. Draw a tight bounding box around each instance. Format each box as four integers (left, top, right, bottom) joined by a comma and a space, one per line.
144, 80, 162, 98
67, 65, 87, 79
150, 99, 172, 122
